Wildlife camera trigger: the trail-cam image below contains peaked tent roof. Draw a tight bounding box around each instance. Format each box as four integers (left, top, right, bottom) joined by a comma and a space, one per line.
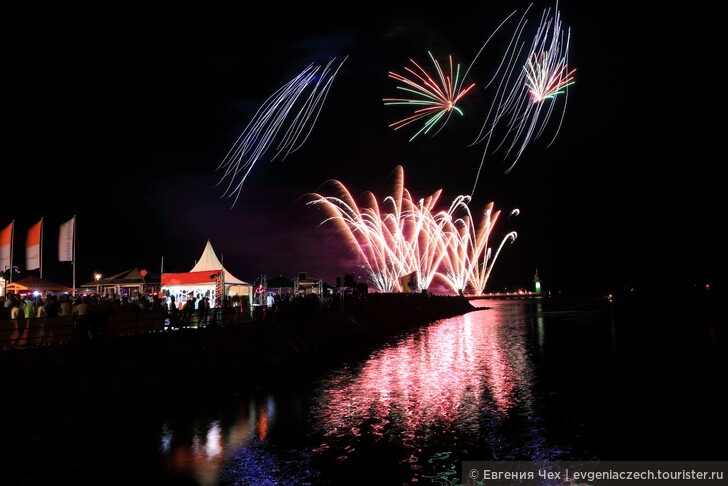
188, 240, 250, 286
80, 268, 161, 288
5, 276, 76, 293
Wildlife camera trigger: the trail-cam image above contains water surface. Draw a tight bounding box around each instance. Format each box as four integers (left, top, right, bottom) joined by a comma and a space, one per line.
5, 296, 725, 485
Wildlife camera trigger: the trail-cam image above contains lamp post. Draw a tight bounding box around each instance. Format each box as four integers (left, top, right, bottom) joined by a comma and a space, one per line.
140, 269, 147, 296
94, 273, 102, 294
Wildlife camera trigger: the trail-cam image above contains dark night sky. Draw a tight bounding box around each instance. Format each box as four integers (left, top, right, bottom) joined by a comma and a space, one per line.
3, 1, 727, 295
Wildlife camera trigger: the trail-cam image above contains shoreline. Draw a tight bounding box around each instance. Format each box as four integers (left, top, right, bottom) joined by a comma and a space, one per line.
2, 294, 476, 407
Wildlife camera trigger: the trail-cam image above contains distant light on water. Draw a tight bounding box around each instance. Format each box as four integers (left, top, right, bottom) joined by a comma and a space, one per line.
204, 421, 223, 459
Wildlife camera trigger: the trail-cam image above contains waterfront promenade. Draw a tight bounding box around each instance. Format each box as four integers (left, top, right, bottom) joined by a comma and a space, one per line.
1, 292, 475, 350
1, 292, 476, 405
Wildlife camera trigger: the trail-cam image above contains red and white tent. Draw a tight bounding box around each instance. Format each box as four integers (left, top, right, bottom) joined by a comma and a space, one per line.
161, 240, 252, 308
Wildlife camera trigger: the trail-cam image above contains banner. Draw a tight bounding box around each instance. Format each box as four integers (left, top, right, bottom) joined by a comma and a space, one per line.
161, 270, 219, 286
26, 220, 42, 271
0, 222, 12, 270
58, 217, 75, 262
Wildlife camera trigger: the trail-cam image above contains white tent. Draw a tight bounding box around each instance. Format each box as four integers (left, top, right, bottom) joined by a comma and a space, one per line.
190, 240, 248, 285
161, 240, 253, 308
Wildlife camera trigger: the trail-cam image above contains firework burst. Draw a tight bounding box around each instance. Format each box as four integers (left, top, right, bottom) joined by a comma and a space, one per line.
216, 56, 348, 207
383, 52, 476, 141
525, 51, 575, 103
470, 3, 575, 192
307, 166, 517, 294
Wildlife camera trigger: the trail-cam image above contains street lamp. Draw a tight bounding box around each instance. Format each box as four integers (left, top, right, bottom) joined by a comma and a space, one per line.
94, 273, 102, 294
140, 269, 148, 295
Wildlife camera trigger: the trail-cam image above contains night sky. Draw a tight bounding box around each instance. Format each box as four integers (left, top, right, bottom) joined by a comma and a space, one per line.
4, 1, 727, 295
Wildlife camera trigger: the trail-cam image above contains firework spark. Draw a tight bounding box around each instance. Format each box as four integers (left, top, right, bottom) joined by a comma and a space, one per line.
525, 51, 575, 102
216, 56, 348, 207
437, 198, 518, 295
470, 3, 575, 192
383, 52, 476, 141
307, 166, 517, 294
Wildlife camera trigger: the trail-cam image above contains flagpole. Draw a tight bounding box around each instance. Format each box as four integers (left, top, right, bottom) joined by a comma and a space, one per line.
40, 217, 44, 279
73, 215, 77, 295
9, 220, 14, 284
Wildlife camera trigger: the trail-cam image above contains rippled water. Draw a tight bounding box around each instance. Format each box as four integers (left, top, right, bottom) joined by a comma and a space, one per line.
6, 296, 724, 485
301, 299, 561, 485
156, 299, 564, 486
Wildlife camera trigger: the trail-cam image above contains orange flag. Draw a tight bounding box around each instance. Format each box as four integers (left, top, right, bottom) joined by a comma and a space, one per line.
26, 220, 42, 271
0, 222, 12, 270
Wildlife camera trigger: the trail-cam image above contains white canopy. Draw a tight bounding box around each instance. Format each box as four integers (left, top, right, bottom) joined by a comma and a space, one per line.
190, 240, 250, 286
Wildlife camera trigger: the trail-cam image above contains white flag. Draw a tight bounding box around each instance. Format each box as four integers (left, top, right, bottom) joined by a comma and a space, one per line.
58, 217, 75, 262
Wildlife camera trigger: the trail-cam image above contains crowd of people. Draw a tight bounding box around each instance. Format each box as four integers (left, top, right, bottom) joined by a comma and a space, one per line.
1, 292, 167, 321
0, 288, 367, 347
0, 291, 257, 340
